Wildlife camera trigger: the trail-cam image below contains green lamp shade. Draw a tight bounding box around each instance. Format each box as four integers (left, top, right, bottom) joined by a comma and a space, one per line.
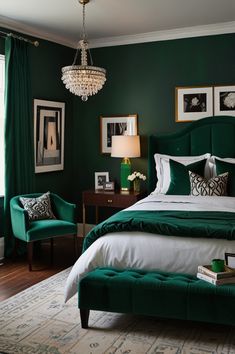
121, 160, 131, 190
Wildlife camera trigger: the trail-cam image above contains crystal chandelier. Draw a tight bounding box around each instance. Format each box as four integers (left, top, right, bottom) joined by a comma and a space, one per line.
61, 0, 106, 101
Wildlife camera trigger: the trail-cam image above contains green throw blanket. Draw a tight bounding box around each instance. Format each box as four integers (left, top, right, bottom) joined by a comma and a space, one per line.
83, 210, 235, 252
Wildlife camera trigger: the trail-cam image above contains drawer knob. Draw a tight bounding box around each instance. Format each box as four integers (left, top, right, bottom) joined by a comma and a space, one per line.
107, 199, 113, 203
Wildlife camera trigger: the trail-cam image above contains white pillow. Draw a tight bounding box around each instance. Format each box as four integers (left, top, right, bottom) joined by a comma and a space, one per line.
152, 153, 211, 195
210, 156, 235, 177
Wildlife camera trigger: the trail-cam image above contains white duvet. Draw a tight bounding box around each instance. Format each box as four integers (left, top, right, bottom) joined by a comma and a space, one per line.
64, 194, 235, 302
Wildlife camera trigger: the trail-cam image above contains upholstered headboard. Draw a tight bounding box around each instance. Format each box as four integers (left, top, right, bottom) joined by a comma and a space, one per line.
148, 116, 235, 193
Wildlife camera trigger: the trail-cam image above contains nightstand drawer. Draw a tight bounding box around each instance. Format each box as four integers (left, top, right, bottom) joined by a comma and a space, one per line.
94, 193, 137, 208
82, 190, 146, 237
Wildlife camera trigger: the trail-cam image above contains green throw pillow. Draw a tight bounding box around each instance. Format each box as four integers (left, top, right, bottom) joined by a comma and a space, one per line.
215, 159, 235, 196
166, 159, 206, 195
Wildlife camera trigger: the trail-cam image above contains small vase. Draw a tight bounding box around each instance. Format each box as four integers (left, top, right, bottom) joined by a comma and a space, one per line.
133, 179, 140, 192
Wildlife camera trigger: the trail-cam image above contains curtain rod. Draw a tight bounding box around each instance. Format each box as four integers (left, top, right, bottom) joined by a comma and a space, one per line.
0, 30, 39, 47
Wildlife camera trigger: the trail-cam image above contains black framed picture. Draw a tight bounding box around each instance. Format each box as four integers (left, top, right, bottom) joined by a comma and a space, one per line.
100, 115, 138, 153
175, 86, 213, 122
214, 85, 235, 116
34, 99, 65, 173
95, 172, 109, 190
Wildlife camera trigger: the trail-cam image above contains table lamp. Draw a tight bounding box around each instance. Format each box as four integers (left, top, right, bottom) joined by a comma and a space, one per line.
111, 135, 140, 191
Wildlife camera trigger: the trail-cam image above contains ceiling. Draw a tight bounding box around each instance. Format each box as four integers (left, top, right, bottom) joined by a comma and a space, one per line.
0, 0, 234, 48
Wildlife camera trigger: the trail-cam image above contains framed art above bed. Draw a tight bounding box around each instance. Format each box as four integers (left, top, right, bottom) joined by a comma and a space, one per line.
214, 85, 235, 116
175, 86, 213, 122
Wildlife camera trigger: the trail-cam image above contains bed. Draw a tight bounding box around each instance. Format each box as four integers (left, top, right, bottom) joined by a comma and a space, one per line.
65, 115, 235, 327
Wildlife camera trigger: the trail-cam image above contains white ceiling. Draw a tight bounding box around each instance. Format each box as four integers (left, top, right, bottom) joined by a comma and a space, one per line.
0, 0, 234, 48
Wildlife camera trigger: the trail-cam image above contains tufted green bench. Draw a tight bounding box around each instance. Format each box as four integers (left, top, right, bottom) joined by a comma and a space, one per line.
78, 268, 235, 328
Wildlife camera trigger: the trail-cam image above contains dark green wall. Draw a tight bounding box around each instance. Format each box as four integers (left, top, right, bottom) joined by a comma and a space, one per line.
1, 32, 235, 224
73, 33, 235, 212
29, 39, 75, 202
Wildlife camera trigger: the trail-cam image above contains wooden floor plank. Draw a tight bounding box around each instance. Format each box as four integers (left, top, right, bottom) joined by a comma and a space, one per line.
0, 236, 83, 301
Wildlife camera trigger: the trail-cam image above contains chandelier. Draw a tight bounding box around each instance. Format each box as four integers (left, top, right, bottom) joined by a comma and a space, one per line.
61, 0, 106, 101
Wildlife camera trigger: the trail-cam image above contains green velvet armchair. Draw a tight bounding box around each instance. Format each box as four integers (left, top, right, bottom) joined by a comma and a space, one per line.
10, 193, 78, 271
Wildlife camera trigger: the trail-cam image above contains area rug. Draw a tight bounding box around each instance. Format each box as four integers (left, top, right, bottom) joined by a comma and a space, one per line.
0, 268, 235, 354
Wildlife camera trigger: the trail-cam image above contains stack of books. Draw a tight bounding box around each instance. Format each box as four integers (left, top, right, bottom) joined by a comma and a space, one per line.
197, 265, 235, 285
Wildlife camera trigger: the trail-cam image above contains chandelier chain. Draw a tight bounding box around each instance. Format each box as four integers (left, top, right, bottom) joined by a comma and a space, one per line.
82, 3, 87, 41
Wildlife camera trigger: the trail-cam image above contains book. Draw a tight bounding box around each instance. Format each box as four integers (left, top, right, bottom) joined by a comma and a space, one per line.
197, 272, 235, 286
197, 265, 235, 280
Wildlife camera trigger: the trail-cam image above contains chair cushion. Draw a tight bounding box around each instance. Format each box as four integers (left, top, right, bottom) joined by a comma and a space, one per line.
26, 219, 77, 241
20, 192, 55, 221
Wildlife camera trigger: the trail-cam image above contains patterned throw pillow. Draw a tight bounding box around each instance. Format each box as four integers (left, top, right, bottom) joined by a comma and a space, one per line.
189, 171, 228, 196
20, 192, 56, 221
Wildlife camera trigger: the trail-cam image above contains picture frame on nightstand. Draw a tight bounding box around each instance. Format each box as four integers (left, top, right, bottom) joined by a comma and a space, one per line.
225, 252, 235, 269
104, 181, 115, 191
95, 172, 109, 190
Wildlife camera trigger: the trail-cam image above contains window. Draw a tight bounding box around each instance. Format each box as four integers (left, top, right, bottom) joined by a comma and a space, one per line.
0, 55, 5, 196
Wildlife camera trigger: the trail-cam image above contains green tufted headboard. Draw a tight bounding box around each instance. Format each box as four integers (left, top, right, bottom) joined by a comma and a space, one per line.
148, 116, 235, 193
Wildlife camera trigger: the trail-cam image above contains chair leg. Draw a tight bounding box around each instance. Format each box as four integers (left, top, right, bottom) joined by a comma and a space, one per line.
50, 238, 54, 266
27, 242, 33, 271
80, 309, 90, 328
13, 238, 19, 259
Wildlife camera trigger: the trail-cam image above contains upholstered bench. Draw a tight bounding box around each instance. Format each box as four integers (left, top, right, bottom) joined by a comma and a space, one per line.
78, 268, 235, 328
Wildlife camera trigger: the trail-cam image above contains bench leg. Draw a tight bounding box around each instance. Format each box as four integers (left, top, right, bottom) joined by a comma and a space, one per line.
80, 309, 90, 328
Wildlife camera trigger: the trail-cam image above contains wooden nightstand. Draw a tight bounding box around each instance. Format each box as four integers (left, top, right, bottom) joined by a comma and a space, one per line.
82, 190, 146, 237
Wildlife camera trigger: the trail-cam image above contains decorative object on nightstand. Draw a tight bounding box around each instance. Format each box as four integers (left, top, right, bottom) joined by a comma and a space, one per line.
111, 135, 140, 191
104, 181, 115, 191
95, 172, 109, 190
128, 171, 147, 192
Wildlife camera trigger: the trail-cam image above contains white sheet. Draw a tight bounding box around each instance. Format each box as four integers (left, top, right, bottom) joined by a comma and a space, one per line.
64, 195, 235, 302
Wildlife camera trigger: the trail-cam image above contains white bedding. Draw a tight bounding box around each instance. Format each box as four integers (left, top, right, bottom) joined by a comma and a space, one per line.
64, 195, 235, 302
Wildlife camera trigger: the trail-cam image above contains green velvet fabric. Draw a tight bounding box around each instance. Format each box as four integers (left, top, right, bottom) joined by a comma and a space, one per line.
216, 159, 235, 197
166, 159, 206, 195
26, 219, 77, 242
83, 210, 235, 252
78, 268, 235, 326
4, 37, 35, 256
148, 116, 235, 193
10, 193, 77, 243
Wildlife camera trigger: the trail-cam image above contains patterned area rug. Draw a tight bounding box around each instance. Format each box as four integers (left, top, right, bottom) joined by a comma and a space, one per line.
0, 268, 235, 354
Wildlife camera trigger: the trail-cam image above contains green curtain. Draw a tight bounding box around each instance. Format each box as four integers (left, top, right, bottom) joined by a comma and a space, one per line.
4, 36, 35, 256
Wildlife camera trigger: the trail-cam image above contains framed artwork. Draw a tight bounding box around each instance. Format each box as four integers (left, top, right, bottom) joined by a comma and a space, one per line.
95, 172, 109, 190
214, 85, 235, 116
175, 86, 213, 122
100, 114, 138, 154
34, 99, 65, 173
104, 181, 115, 191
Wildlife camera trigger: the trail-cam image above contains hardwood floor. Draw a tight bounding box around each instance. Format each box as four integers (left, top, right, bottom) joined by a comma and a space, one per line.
0, 236, 83, 301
